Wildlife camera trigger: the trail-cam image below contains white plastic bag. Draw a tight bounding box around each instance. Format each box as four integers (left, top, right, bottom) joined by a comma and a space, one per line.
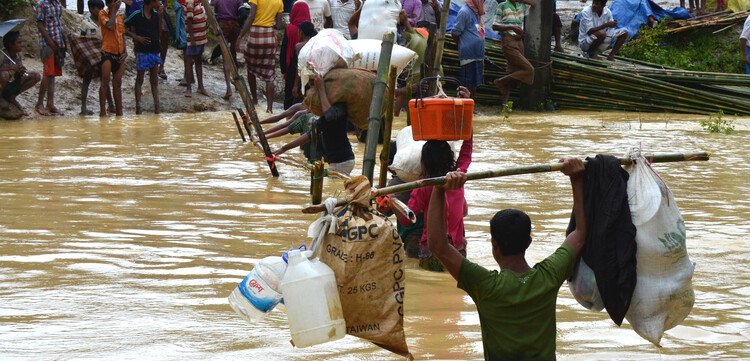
623, 147, 695, 345
349, 39, 418, 76
568, 259, 605, 312
298, 29, 356, 94
389, 126, 427, 182
357, 0, 400, 40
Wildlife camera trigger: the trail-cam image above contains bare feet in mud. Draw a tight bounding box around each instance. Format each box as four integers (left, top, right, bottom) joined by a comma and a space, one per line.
554, 46, 565, 53
35, 104, 51, 116
80, 108, 94, 115
48, 106, 64, 115
197, 88, 210, 97
222, 91, 232, 100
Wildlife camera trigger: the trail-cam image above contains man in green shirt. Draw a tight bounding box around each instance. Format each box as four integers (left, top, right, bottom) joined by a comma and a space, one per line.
426, 158, 586, 360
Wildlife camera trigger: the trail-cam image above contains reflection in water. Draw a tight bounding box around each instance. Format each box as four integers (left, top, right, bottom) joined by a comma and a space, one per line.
0, 112, 748, 360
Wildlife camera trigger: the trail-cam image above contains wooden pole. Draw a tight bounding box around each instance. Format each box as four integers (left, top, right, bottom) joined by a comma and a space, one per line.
236, 107, 254, 140
378, 65, 399, 188
362, 32, 396, 184
311, 160, 324, 205
200, 0, 279, 177
519, 0, 553, 110
231, 112, 246, 142
372, 152, 712, 198
431, 0, 451, 80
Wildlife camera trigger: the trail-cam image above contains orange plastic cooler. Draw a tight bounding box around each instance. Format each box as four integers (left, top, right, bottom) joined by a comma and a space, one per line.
408, 77, 474, 141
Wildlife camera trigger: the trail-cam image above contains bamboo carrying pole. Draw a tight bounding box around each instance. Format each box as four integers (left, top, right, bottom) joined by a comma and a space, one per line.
378, 65, 399, 188
200, 0, 279, 177
362, 32, 396, 183
236, 107, 254, 141
371, 152, 711, 198
231, 112, 246, 142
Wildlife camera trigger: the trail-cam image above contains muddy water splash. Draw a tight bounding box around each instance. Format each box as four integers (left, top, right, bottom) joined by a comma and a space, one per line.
0, 112, 748, 360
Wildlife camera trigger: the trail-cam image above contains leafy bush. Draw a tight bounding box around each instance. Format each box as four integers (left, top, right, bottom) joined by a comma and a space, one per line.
621, 20, 744, 74
700, 110, 736, 134
0, 0, 28, 17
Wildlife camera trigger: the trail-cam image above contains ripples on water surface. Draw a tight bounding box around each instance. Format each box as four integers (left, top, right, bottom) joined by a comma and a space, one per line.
0, 112, 748, 360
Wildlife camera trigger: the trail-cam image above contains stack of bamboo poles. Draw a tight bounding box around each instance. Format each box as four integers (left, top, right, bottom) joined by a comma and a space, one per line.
441, 37, 750, 114
665, 10, 749, 34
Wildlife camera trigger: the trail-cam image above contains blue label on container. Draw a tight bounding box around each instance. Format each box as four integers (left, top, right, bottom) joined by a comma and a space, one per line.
238, 272, 280, 313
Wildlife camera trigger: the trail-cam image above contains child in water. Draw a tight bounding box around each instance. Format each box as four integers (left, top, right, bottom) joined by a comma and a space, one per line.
399, 86, 472, 271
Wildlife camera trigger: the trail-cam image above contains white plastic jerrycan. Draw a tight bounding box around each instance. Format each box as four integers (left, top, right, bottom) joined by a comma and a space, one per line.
228, 256, 287, 324
280, 249, 345, 348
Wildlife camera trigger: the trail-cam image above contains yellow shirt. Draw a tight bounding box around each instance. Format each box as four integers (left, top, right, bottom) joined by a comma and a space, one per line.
249, 0, 283, 27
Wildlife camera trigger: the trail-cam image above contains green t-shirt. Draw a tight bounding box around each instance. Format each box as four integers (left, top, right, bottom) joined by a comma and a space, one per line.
457, 244, 576, 361
287, 113, 325, 161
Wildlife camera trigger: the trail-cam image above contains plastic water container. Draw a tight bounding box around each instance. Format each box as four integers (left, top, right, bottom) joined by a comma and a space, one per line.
280, 249, 345, 348
228, 256, 287, 324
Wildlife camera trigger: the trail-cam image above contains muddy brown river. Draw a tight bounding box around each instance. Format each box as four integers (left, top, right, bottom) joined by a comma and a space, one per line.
1, 111, 748, 360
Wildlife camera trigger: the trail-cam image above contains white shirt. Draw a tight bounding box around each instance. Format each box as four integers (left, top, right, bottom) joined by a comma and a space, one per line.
578, 5, 615, 44
330, 0, 356, 39
302, 0, 331, 32
741, 15, 750, 44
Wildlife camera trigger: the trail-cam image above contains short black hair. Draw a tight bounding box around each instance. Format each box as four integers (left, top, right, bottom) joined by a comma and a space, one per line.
300, 21, 317, 37
490, 209, 532, 256
144, 0, 155, 5
88, 0, 104, 10
593, 0, 608, 5
104, 0, 115, 5
3, 31, 20, 51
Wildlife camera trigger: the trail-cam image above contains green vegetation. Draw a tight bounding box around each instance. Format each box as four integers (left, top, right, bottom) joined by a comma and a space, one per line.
700, 110, 736, 134
502, 101, 513, 121
0, 0, 27, 17
620, 21, 745, 74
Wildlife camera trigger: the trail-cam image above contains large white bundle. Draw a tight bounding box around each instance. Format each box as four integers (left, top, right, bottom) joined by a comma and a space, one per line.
357, 0, 400, 40
624, 148, 695, 345
349, 40, 417, 76
298, 29, 356, 94
389, 126, 462, 182
389, 126, 426, 182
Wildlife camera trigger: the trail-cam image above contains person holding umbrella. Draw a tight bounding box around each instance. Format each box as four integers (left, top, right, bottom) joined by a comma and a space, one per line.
0, 30, 41, 116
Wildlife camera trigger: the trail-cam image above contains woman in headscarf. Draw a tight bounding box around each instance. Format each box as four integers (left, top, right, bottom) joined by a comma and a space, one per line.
280, 1, 311, 109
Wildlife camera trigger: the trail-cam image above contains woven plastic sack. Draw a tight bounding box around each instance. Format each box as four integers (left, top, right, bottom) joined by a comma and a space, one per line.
623, 148, 695, 345
298, 29, 356, 94
357, 0, 400, 40
317, 176, 412, 360
303, 68, 388, 130
349, 39, 417, 76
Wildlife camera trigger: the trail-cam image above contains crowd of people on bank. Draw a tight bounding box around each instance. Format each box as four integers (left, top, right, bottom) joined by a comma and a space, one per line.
1, 0, 645, 117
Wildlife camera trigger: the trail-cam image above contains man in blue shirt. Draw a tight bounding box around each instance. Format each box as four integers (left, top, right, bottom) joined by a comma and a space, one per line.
451, 0, 485, 100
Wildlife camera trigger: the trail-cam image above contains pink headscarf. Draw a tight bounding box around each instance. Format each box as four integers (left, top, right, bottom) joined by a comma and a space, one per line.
465, 0, 486, 38
286, 1, 311, 65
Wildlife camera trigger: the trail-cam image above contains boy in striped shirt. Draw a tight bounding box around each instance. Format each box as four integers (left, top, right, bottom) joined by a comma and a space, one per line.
492, 0, 535, 107
184, 0, 209, 97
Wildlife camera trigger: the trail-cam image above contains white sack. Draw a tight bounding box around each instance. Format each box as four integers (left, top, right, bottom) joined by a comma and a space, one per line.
389, 126, 462, 182
349, 39, 418, 76
298, 29, 356, 94
357, 0, 400, 40
623, 147, 695, 345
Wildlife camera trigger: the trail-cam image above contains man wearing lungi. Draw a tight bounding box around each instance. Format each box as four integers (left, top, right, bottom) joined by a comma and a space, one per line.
236, 0, 284, 114
578, 0, 628, 61
492, 0, 535, 107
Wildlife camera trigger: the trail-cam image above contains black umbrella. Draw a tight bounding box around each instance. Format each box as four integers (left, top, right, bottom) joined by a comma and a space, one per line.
0, 19, 27, 74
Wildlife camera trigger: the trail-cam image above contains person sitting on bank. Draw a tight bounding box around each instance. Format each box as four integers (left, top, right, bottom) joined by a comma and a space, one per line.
578, 0, 628, 61
0, 31, 41, 115
492, 0, 535, 107
425, 157, 586, 360
286, 73, 355, 176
